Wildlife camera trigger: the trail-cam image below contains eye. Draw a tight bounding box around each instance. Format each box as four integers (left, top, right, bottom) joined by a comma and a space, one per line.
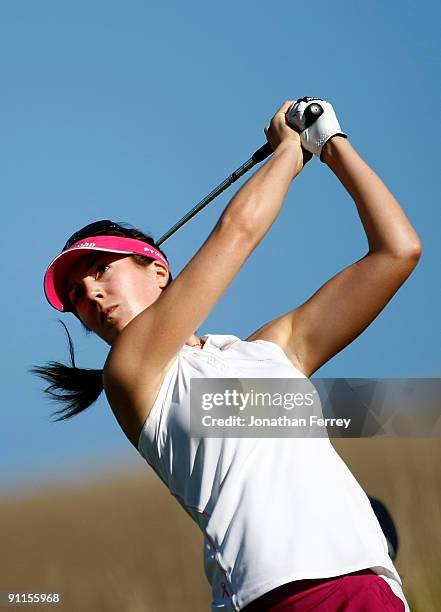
95, 263, 110, 278
68, 262, 110, 307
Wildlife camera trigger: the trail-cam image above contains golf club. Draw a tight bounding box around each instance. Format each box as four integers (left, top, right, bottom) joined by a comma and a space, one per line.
156, 100, 323, 245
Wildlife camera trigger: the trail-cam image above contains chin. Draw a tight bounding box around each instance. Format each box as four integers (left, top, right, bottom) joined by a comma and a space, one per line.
112, 312, 135, 337
104, 307, 142, 343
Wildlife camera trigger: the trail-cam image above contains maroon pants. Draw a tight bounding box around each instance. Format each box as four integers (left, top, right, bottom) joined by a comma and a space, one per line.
243, 569, 405, 611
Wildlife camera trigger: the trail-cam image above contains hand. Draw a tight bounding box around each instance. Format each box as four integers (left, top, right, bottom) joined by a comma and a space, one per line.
264, 100, 312, 168
286, 97, 347, 162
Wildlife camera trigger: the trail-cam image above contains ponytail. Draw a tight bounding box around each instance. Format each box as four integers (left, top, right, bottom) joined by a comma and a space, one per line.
31, 321, 104, 421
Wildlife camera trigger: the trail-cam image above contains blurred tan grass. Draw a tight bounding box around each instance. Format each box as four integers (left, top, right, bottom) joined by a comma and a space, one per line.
1, 438, 440, 611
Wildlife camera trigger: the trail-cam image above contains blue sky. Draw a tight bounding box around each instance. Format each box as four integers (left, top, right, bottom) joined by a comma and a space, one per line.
1, 1, 439, 493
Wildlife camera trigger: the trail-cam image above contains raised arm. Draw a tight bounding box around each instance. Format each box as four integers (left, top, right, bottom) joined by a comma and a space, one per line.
249, 133, 422, 377
105, 101, 310, 384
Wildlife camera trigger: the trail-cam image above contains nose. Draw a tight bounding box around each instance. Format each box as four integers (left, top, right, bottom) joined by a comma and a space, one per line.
82, 277, 106, 307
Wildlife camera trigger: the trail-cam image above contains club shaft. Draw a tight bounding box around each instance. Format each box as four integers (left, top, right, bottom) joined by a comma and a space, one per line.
157, 142, 272, 245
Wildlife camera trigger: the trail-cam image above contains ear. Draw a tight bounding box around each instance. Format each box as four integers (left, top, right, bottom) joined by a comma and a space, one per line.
151, 260, 171, 288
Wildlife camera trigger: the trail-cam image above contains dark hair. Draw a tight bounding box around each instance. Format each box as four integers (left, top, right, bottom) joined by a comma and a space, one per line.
31, 224, 171, 422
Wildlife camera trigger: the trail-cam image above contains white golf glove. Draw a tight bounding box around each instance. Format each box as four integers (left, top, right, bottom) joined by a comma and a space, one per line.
287, 97, 347, 161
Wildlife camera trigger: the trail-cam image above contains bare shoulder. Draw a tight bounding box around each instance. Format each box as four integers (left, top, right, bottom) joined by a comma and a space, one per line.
102, 353, 179, 450
246, 313, 307, 376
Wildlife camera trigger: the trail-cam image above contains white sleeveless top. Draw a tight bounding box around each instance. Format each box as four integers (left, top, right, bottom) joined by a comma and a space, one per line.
137, 334, 404, 611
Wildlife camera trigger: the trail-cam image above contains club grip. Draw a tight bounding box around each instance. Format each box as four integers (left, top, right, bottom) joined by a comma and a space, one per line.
251, 142, 273, 163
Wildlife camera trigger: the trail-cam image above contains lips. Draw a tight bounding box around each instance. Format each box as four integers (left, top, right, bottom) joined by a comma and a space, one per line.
101, 305, 118, 323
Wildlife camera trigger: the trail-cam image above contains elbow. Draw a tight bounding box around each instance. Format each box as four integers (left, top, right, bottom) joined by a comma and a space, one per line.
409, 240, 423, 263
391, 238, 422, 269
402, 238, 422, 263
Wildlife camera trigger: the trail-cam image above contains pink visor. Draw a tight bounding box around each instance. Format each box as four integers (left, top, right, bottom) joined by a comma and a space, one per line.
44, 235, 170, 312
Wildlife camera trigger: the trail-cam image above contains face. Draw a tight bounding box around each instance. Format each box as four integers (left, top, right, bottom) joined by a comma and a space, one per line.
66, 253, 169, 345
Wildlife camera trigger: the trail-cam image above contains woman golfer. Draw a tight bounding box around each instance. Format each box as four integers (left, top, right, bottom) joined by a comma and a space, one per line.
39, 99, 419, 610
